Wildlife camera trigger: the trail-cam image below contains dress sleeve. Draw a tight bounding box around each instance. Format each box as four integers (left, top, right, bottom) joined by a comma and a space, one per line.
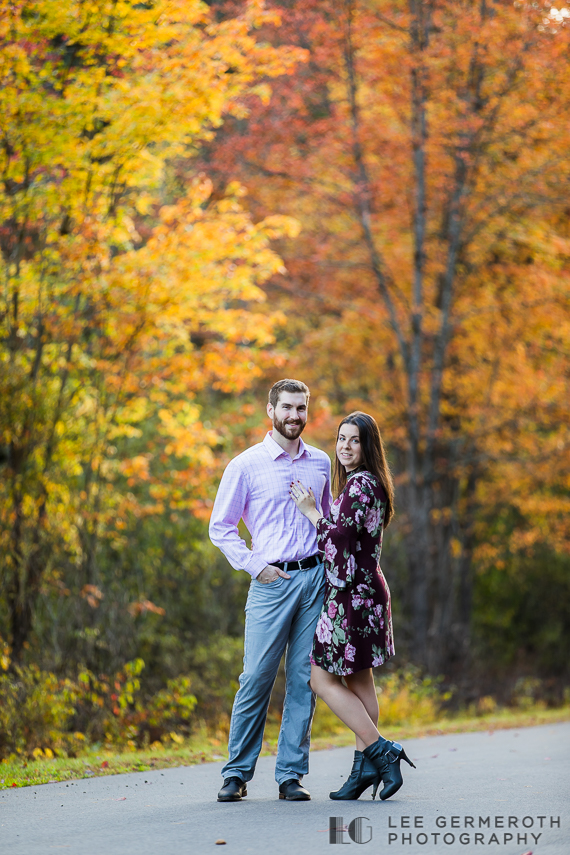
321, 462, 333, 519
316, 474, 377, 587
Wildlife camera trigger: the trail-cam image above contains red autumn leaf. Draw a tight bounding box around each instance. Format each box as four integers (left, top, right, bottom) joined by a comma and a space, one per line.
199, 0, 570, 674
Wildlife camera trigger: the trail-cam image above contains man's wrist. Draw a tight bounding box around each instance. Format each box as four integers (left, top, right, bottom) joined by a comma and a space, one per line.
248, 555, 269, 579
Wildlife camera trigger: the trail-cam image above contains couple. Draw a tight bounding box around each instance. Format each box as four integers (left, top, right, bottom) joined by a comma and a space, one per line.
209, 379, 415, 803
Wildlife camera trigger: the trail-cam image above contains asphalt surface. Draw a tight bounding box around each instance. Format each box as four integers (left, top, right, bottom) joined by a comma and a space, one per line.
2, 721, 569, 855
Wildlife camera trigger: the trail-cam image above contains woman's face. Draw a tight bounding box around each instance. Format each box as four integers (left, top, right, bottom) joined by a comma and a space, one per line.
336, 423, 363, 472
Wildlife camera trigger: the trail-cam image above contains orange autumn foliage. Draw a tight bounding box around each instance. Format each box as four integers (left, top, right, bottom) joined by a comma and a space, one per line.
200, 0, 570, 670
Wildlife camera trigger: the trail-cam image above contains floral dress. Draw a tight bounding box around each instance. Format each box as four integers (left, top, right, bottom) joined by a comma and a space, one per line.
311, 469, 395, 676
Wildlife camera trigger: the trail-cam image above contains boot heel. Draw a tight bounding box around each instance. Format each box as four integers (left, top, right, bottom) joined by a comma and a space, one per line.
363, 737, 414, 802
371, 775, 381, 801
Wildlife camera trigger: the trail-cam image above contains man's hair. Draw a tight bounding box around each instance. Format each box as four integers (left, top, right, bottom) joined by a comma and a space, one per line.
268, 379, 310, 408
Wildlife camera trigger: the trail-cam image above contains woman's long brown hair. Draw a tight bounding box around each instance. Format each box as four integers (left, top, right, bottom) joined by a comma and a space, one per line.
332, 411, 395, 527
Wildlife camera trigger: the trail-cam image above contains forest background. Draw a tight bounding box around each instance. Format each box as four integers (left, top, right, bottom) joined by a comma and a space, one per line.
1, 0, 569, 764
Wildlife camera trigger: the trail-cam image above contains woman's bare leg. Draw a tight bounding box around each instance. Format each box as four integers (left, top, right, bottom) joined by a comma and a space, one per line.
310, 664, 379, 748
344, 669, 379, 751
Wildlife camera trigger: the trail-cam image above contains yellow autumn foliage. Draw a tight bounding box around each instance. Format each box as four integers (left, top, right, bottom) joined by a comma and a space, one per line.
0, 0, 304, 660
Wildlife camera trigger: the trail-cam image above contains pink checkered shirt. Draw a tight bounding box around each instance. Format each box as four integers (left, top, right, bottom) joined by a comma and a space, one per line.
209, 432, 332, 579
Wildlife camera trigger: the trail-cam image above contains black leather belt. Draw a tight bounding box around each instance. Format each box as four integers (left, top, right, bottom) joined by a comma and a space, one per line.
274, 554, 320, 571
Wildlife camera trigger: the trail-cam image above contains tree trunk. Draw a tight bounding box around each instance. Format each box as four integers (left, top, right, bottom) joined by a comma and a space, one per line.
401, 460, 479, 674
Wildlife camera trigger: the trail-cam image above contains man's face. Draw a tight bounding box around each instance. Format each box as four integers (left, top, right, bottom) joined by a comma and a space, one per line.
267, 391, 308, 441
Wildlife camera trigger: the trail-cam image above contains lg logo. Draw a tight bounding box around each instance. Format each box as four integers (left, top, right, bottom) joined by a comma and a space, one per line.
329, 816, 373, 844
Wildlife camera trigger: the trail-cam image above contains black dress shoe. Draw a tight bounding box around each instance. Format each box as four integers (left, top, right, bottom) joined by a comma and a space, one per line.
278, 779, 311, 801
217, 777, 248, 802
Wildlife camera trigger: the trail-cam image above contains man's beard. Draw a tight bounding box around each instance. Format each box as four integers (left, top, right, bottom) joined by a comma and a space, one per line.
273, 415, 306, 440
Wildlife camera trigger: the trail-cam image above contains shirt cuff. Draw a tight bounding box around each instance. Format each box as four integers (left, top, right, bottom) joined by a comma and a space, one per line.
244, 554, 268, 579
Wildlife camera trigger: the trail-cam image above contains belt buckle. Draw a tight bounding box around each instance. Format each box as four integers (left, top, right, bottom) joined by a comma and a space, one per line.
299, 556, 310, 571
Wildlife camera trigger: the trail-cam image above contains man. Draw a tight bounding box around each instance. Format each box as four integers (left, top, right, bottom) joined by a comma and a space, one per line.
209, 379, 332, 802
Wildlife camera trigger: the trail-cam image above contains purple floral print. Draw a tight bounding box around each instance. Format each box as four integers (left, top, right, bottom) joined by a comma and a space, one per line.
315, 613, 333, 645
311, 470, 395, 676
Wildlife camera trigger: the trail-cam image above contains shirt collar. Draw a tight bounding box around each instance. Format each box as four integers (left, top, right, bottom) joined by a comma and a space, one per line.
263, 431, 311, 461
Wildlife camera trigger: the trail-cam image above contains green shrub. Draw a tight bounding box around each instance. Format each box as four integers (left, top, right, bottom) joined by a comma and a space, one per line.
185, 635, 244, 732
512, 677, 546, 710
376, 667, 449, 726
0, 664, 79, 759
0, 643, 198, 759
310, 666, 450, 740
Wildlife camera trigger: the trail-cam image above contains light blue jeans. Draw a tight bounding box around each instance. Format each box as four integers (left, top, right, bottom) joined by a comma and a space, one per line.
222, 560, 325, 785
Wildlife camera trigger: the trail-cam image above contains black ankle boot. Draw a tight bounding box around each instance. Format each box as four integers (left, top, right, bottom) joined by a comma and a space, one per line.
329, 750, 380, 800
362, 738, 416, 800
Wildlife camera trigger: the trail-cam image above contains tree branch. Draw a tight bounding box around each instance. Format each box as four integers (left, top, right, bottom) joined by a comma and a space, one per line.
343, 0, 410, 372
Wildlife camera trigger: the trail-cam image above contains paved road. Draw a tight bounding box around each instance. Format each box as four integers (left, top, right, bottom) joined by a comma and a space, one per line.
2, 722, 569, 855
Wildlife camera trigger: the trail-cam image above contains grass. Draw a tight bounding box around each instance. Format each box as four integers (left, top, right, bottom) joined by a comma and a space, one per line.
2, 702, 569, 790
308, 703, 570, 750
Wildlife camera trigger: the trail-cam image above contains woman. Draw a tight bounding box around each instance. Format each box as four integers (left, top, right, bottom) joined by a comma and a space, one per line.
289, 411, 415, 800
